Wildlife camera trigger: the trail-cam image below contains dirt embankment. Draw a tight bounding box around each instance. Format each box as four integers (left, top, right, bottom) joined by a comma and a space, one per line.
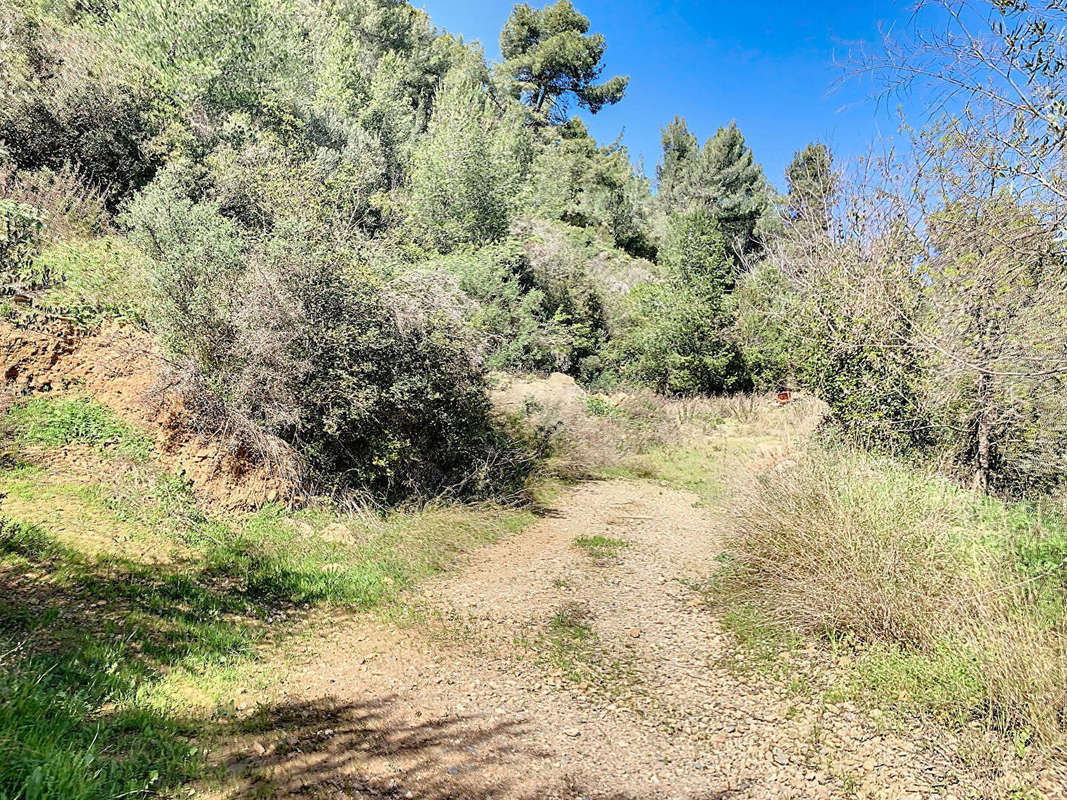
1, 319, 290, 508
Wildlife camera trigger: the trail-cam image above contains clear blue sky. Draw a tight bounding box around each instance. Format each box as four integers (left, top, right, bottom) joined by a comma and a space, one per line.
418, 0, 919, 190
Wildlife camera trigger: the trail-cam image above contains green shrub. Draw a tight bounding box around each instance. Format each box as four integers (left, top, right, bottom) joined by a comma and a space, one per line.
0, 198, 45, 285
611, 209, 751, 395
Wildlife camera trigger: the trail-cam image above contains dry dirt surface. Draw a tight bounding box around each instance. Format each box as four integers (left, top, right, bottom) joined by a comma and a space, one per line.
214, 476, 1062, 800
0, 319, 289, 507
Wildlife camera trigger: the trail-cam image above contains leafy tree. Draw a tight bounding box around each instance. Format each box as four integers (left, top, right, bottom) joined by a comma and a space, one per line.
499, 0, 628, 121
524, 118, 653, 256
613, 209, 748, 394
408, 61, 530, 252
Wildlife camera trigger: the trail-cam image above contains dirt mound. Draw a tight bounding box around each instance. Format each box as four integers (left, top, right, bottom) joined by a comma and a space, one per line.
1, 319, 292, 508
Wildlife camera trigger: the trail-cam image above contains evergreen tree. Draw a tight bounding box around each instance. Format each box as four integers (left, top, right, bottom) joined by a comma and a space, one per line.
785, 141, 834, 232
499, 0, 628, 121
614, 208, 748, 394
656, 116, 699, 210
654, 120, 771, 264
694, 122, 771, 261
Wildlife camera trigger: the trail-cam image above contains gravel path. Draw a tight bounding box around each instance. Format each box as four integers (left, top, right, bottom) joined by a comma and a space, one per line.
218, 479, 1063, 800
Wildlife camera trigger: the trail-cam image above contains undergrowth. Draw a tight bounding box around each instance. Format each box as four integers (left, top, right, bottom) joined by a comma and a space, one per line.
713, 445, 1067, 749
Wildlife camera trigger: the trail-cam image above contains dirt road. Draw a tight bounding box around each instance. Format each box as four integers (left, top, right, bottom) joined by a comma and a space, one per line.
217, 476, 987, 800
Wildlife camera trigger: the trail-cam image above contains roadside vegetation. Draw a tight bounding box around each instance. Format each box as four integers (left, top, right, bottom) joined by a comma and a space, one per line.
2, 0, 1067, 795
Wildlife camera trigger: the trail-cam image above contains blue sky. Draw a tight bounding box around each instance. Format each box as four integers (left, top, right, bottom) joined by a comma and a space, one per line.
419, 0, 920, 190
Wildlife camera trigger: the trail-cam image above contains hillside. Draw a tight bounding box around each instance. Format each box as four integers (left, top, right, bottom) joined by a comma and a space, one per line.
3, 0, 1067, 798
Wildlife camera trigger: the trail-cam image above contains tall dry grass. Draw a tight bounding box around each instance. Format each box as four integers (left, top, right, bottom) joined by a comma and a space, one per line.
719, 446, 1067, 746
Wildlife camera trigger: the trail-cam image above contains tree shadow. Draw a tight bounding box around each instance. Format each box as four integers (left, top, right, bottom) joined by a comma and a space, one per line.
219, 695, 744, 800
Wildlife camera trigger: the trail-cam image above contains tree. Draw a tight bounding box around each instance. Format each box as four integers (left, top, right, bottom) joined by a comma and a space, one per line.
408, 61, 530, 252
695, 123, 772, 262
654, 120, 772, 264
499, 0, 628, 122
785, 142, 834, 232
656, 116, 699, 210
613, 208, 749, 394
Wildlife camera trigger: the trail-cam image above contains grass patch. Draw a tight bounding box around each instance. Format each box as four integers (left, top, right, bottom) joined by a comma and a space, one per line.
6, 395, 151, 460
573, 534, 628, 561
518, 602, 635, 694
605, 446, 724, 506
715, 445, 1067, 747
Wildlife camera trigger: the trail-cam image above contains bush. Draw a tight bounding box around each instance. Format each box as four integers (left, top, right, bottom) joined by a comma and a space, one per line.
0, 198, 44, 286
433, 236, 610, 379
122, 176, 529, 501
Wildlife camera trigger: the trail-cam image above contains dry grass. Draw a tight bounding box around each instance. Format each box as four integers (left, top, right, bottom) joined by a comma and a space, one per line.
509, 382, 822, 484
717, 445, 1067, 747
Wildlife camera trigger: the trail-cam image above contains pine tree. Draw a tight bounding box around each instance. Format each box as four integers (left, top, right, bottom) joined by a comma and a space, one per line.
499, 1, 628, 122
656, 116, 699, 210
694, 122, 771, 261
785, 141, 834, 232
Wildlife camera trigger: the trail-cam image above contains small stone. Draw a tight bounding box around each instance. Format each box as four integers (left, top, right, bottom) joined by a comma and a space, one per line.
628, 628, 642, 638
250, 741, 266, 756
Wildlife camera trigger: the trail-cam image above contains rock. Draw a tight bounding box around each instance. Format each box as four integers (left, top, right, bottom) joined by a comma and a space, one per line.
251, 741, 266, 756
772, 749, 789, 766
628, 628, 642, 638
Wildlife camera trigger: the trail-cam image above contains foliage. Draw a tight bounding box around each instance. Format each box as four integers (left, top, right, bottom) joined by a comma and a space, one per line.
654, 118, 773, 264
524, 118, 654, 257
784, 141, 834, 232
612, 209, 749, 395
431, 234, 610, 379
499, 0, 628, 121
407, 61, 530, 252
0, 197, 43, 285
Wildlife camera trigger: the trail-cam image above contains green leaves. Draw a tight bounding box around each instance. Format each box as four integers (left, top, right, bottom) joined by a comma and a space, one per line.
499, 1, 628, 121
0, 198, 44, 285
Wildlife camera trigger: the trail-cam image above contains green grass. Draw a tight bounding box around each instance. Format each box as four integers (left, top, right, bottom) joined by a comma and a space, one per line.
603, 446, 724, 506
0, 440, 533, 799
6, 395, 151, 460
573, 534, 628, 561
22, 236, 155, 327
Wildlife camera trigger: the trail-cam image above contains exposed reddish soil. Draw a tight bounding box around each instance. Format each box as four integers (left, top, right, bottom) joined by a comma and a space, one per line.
0, 319, 290, 508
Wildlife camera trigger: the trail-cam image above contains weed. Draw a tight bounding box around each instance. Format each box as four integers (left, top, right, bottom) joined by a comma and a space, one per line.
6, 395, 151, 460
573, 534, 628, 561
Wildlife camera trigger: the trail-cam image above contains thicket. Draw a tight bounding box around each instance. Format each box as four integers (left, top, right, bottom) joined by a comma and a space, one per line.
2, 0, 1065, 503
0, 0, 785, 500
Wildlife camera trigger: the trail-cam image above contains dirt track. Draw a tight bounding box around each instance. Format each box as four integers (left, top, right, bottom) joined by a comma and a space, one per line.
214, 477, 1016, 800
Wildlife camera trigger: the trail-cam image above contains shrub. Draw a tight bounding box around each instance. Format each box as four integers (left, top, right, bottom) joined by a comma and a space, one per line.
122, 177, 530, 501
432, 237, 610, 379
0, 198, 44, 285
